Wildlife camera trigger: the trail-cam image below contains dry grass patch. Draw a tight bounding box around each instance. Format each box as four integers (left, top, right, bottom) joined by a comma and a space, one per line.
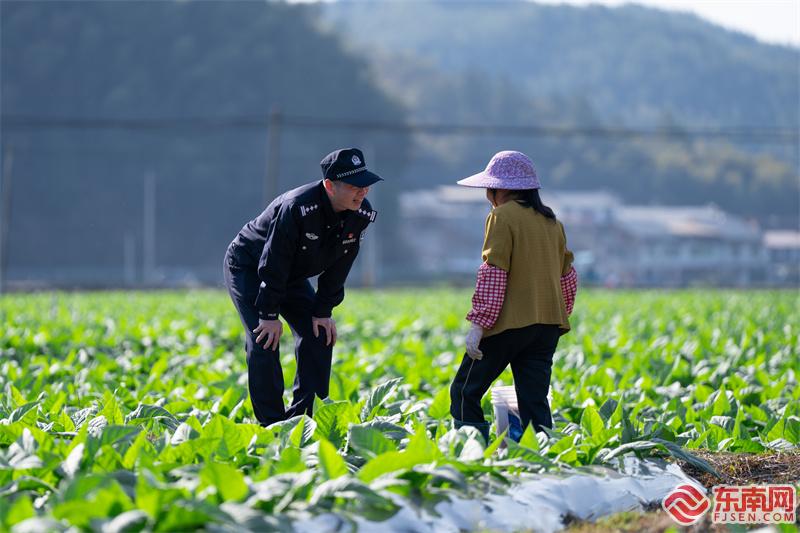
678, 450, 800, 489
565, 452, 800, 532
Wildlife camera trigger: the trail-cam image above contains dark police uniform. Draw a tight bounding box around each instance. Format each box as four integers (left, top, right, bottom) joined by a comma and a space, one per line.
224, 148, 379, 426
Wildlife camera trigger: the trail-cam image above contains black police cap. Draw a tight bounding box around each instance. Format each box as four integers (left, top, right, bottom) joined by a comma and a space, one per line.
320, 148, 383, 187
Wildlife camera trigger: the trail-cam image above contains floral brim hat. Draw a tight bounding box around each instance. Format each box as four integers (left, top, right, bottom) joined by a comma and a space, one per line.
457, 150, 541, 190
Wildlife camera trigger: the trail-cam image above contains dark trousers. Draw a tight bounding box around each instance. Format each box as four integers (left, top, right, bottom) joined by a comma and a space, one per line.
223, 247, 333, 426
450, 324, 561, 441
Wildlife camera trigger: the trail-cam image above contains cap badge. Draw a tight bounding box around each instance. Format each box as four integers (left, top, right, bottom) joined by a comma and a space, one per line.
351, 155, 361, 166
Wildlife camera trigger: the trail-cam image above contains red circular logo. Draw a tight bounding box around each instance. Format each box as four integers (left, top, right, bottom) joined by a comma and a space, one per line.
662, 483, 711, 525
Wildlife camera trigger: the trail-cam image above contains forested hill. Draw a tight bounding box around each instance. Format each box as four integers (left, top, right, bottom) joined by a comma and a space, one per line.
1, 1, 410, 277
321, 1, 799, 130
1, 0, 797, 284
318, 0, 798, 226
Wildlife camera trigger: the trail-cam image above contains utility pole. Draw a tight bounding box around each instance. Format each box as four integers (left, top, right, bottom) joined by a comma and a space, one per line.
123, 231, 136, 287
264, 107, 282, 207
0, 143, 14, 295
143, 171, 156, 285
362, 145, 379, 287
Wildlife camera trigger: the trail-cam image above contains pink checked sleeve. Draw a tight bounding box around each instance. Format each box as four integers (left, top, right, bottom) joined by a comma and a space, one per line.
561, 266, 578, 315
466, 262, 508, 329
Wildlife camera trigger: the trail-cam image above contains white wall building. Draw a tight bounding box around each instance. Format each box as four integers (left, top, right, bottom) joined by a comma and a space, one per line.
399, 187, 778, 287
763, 230, 800, 285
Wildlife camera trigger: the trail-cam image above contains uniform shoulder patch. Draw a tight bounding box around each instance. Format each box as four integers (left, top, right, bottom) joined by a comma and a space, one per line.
355, 206, 377, 223
298, 203, 319, 217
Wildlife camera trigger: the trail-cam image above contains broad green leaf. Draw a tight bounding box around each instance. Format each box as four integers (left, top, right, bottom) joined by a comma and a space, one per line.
580, 405, 605, 437
125, 404, 180, 431
52, 480, 134, 528
784, 416, 800, 444
155, 500, 219, 532
603, 440, 660, 461
767, 417, 786, 442
651, 438, 720, 477
0, 476, 56, 498
428, 388, 450, 420
8, 402, 39, 425
122, 430, 152, 470
273, 446, 305, 474
100, 391, 124, 425
548, 434, 578, 463
361, 378, 402, 421
348, 425, 397, 459
147, 355, 169, 383
8, 385, 28, 409
731, 439, 765, 453
58, 410, 76, 432
710, 415, 735, 432
731, 408, 747, 440
599, 398, 618, 423
318, 439, 348, 479
201, 415, 248, 459
135, 471, 184, 519
86, 425, 140, 458
101, 510, 150, 533
518, 425, 540, 452
61, 443, 84, 478
711, 388, 732, 416
4, 495, 35, 527
358, 428, 440, 482
289, 416, 317, 448
744, 405, 770, 424
314, 402, 349, 441
210, 387, 244, 417
483, 429, 507, 458
199, 462, 248, 502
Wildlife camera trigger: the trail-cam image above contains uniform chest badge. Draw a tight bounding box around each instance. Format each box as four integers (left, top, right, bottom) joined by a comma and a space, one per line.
305, 233, 319, 240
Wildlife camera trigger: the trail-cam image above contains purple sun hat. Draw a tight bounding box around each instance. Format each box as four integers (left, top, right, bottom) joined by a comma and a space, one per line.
457, 150, 541, 190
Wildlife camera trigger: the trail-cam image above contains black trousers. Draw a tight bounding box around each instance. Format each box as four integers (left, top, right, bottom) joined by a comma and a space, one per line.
450, 323, 561, 440
223, 247, 333, 426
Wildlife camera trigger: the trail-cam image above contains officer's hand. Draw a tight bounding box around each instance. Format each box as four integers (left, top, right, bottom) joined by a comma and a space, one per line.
254, 319, 282, 351
312, 316, 337, 347
465, 323, 484, 360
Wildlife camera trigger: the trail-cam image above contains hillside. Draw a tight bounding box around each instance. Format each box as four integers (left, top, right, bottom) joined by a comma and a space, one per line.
321, 1, 799, 129
318, 1, 798, 225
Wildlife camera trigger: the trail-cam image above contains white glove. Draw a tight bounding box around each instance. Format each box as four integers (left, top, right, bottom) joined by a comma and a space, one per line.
465, 323, 484, 360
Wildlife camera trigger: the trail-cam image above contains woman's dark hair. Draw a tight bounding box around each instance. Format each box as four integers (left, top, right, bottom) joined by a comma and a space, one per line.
514, 189, 555, 219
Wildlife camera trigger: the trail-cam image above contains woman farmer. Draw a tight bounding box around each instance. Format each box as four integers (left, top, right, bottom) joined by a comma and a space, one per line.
450, 150, 578, 443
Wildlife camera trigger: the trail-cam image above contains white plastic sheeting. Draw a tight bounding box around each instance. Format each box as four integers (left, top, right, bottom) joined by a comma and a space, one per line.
296, 458, 699, 533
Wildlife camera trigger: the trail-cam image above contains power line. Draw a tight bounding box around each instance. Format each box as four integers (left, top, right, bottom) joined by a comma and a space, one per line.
2, 113, 798, 144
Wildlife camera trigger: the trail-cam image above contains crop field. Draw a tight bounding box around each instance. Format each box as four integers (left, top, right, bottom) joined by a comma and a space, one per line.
0, 289, 798, 531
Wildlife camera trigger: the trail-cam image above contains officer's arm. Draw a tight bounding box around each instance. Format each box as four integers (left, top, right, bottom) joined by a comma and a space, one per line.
313, 243, 359, 318
254, 205, 299, 320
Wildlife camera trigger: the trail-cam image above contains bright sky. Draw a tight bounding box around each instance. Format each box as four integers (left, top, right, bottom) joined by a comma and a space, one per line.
532, 0, 800, 47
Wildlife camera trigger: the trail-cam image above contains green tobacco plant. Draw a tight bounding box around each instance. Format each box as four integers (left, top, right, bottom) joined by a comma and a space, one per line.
0, 289, 796, 529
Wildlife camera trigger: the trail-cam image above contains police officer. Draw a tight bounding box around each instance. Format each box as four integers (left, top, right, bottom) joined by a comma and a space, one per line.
223, 148, 381, 426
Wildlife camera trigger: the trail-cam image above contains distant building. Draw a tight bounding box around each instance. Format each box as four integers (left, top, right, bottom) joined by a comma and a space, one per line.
542, 190, 622, 284
399, 187, 780, 287
764, 230, 800, 285
612, 205, 767, 287
398, 186, 488, 279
